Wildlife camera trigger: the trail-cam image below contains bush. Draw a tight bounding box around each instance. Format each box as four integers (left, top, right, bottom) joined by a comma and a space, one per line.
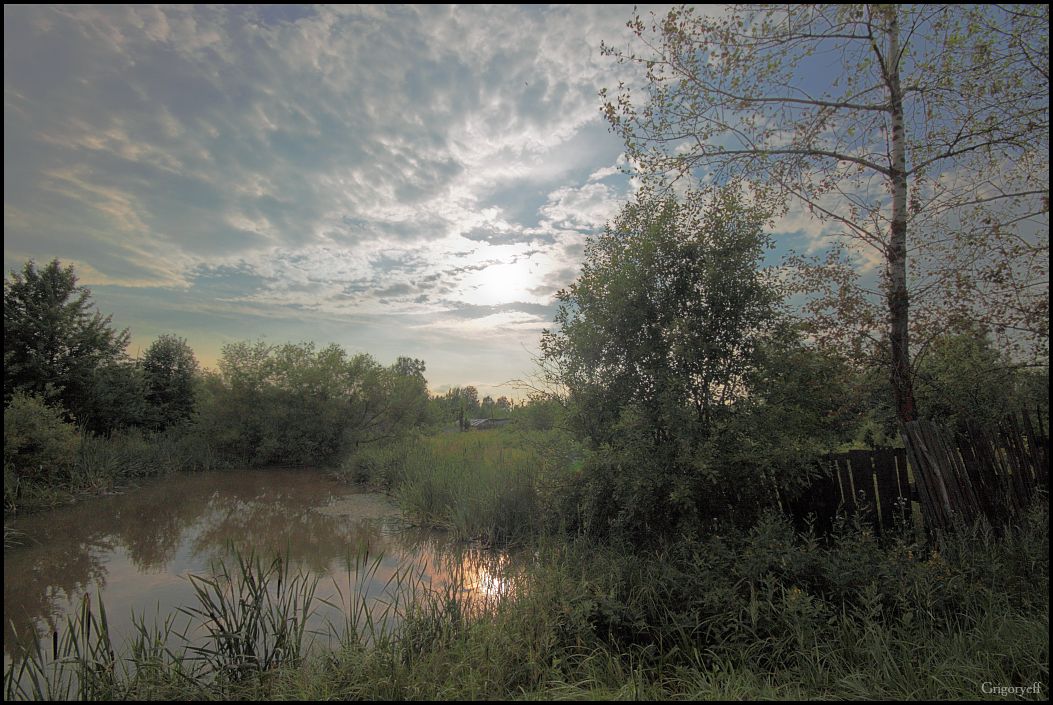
340, 439, 412, 487
338, 429, 583, 545
199, 342, 429, 467
4, 392, 80, 484
514, 395, 564, 431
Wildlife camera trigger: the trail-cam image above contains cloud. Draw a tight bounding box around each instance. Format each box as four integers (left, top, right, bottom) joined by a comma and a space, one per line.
4, 4, 646, 390
540, 180, 626, 233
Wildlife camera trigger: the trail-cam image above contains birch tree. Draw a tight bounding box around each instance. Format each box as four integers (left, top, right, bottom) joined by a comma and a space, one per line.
601, 4, 1049, 422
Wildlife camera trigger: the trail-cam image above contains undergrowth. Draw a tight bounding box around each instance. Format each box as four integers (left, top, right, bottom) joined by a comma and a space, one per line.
5, 500, 1047, 700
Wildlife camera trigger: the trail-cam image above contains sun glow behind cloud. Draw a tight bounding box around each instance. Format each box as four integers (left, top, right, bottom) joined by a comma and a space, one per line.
2, 4, 653, 395
465, 262, 532, 306
7, 4, 819, 397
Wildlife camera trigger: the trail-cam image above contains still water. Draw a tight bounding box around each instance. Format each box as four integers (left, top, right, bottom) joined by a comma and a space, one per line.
3, 468, 513, 668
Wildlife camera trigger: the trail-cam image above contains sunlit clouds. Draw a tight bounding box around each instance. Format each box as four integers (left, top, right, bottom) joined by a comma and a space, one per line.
3, 5, 662, 395
5, 5, 829, 396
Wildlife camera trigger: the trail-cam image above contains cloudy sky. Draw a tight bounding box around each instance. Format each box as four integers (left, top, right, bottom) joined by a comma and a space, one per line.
3, 4, 830, 398
3, 5, 662, 397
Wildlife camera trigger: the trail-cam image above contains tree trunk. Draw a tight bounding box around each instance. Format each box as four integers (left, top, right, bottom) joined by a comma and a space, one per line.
885, 8, 918, 423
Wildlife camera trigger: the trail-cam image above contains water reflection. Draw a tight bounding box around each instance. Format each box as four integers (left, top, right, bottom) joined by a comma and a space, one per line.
3, 468, 514, 666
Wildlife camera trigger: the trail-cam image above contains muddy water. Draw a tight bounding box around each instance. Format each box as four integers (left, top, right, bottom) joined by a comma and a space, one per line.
3, 468, 513, 667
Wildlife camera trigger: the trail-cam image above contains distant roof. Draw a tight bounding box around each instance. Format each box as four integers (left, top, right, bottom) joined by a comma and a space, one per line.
468, 417, 513, 427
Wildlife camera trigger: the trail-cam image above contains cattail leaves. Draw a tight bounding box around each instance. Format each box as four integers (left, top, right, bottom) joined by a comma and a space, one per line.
178, 549, 319, 681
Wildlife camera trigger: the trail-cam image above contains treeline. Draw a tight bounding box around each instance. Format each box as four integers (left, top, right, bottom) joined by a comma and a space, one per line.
3, 259, 431, 514
4, 260, 195, 435
428, 386, 562, 431
199, 342, 428, 466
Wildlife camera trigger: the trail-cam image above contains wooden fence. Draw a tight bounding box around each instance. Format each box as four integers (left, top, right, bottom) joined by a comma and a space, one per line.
782, 411, 1049, 536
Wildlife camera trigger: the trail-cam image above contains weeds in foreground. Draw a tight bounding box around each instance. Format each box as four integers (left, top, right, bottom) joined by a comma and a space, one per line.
5, 501, 1048, 700
178, 550, 319, 680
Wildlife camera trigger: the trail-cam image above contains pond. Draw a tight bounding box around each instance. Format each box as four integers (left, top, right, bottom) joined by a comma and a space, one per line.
3, 468, 515, 671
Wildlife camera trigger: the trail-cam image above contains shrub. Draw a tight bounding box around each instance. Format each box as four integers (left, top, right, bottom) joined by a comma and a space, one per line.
3, 393, 80, 484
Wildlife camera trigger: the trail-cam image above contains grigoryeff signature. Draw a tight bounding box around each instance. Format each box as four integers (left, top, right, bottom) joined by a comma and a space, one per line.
981, 682, 1044, 697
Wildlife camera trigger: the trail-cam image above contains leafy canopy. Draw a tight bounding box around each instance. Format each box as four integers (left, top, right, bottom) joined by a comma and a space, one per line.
142, 334, 199, 431
542, 186, 781, 447
602, 4, 1049, 420
201, 341, 430, 466
540, 188, 852, 540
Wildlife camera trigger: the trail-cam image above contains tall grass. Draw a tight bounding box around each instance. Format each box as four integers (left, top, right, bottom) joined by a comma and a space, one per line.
3, 593, 201, 701
77, 428, 219, 485
340, 428, 581, 545
178, 549, 320, 680
6, 426, 221, 516
7, 501, 1047, 700
5, 548, 327, 700
4, 593, 119, 701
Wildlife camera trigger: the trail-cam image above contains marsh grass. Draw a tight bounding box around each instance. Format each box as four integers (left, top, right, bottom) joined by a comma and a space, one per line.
5, 593, 122, 701
177, 549, 320, 681
4, 548, 322, 700
4, 543, 524, 700
341, 428, 581, 545
5, 492, 1047, 700
258, 505, 1048, 700
6, 427, 220, 517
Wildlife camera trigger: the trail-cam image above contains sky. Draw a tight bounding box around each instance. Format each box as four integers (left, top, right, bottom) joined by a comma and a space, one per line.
4, 4, 829, 398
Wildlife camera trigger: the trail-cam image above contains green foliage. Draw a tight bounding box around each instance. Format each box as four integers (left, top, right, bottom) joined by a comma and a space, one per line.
4, 548, 318, 700
77, 426, 218, 484
142, 334, 198, 431
541, 187, 846, 540
602, 4, 1050, 421
543, 187, 780, 447
511, 394, 563, 431
340, 428, 582, 545
432, 386, 483, 427
5, 420, 219, 516
341, 439, 412, 486
179, 550, 319, 681
6, 503, 1047, 700
915, 324, 1049, 433
4, 259, 131, 433
3, 393, 80, 499
200, 341, 430, 466
84, 360, 146, 433
546, 504, 1049, 699
4, 592, 122, 700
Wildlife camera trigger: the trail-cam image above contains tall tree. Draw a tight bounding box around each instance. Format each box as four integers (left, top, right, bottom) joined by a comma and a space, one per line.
142, 334, 199, 431
541, 187, 841, 538
461, 385, 480, 414
4, 259, 131, 428
541, 186, 781, 448
601, 4, 1049, 422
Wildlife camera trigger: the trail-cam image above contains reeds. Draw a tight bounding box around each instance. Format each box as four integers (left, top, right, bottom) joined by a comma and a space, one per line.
4, 593, 118, 700
340, 428, 580, 545
5, 548, 323, 699
5, 493, 1047, 700
178, 549, 319, 680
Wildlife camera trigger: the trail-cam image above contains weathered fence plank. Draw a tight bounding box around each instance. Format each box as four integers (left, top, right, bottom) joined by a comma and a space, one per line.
785, 411, 1047, 537
903, 412, 1048, 533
